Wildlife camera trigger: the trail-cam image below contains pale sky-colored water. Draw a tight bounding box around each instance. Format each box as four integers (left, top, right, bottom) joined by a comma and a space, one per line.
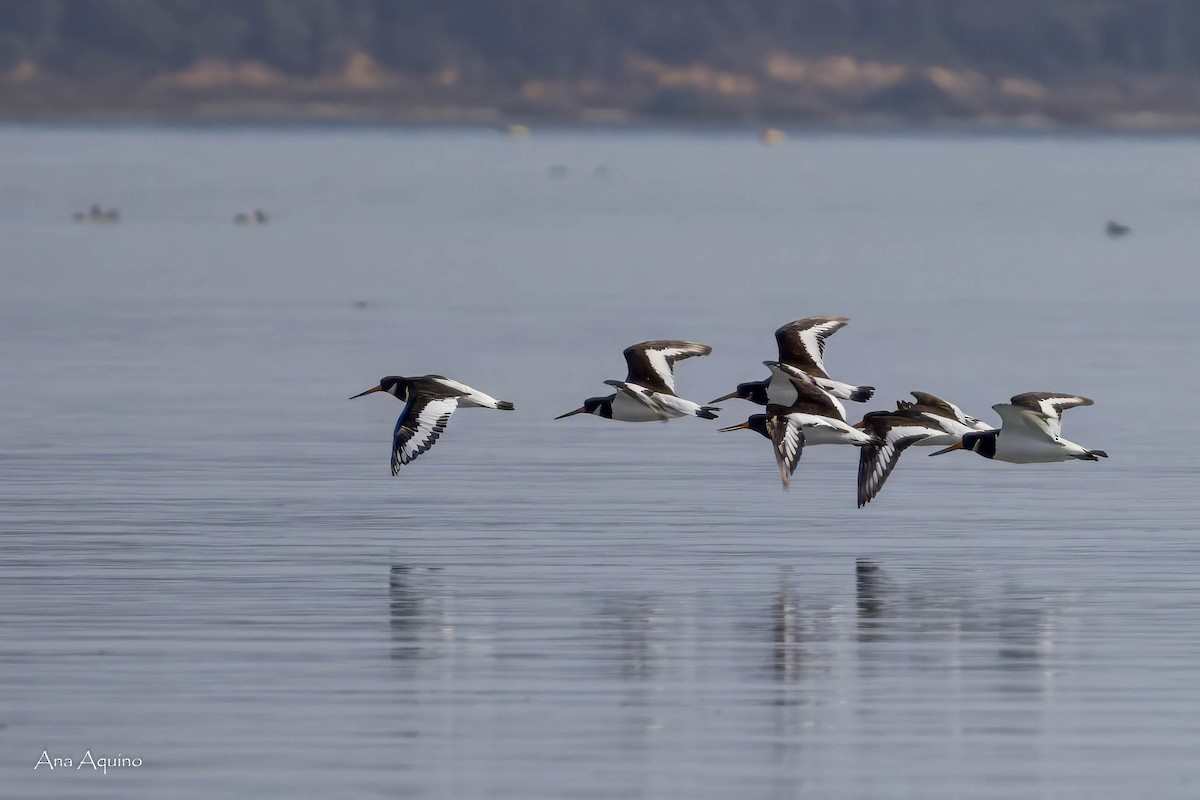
1, 126, 1199, 798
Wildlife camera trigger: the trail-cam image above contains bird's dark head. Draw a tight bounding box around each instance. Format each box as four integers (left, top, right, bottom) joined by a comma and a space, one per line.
710, 380, 768, 405
378, 376, 406, 397
930, 430, 996, 458
718, 414, 770, 439
350, 376, 407, 400
555, 395, 613, 419
962, 431, 997, 458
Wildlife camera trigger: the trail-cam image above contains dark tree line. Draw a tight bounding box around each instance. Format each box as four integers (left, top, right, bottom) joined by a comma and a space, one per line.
3, 0, 1200, 81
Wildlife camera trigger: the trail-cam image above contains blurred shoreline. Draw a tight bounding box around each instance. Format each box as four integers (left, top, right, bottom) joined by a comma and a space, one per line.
3, 113, 1200, 136
5, 107, 1200, 133
5, 64, 1200, 132
7, 3, 1200, 131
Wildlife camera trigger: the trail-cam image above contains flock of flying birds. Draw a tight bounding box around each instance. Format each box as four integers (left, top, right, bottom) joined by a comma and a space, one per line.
351, 316, 1107, 506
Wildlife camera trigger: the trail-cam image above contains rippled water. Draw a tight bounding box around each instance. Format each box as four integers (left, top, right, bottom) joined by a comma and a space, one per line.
2, 125, 1199, 798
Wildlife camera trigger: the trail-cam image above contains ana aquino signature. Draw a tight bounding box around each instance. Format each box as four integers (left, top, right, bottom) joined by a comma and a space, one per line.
35, 750, 142, 774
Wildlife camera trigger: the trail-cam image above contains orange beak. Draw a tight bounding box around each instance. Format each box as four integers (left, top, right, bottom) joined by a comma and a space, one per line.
349, 385, 383, 399
929, 441, 964, 456
709, 390, 740, 403
554, 406, 587, 420
718, 421, 750, 432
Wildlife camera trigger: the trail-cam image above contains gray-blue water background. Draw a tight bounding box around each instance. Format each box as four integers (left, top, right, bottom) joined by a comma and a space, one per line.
2, 126, 1199, 798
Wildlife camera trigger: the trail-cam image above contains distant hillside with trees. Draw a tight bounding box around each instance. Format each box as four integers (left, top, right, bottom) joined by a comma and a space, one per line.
4, 0, 1200, 125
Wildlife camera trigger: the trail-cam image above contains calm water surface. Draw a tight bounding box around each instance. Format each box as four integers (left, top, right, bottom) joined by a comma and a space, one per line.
2, 126, 1199, 798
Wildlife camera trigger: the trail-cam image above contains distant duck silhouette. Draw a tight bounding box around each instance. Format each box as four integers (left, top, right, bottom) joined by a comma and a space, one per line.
73, 204, 119, 223
235, 210, 269, 225
1105, 220, 1131, 238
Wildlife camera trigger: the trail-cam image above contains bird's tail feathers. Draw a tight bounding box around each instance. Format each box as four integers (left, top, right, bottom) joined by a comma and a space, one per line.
816, 376, 875, 403
696, 405, 721, 420
849, 385, 876, 403
497, 401, 516, 411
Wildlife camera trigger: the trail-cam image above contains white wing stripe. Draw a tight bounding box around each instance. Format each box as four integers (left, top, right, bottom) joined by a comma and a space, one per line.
645, 350, 675, 393
797, 328, 827, 374
393, 398, 459, 471
1039, 397, 1082, 419
434, 377, 500, 408
857, 418, 943, 506
780, 418, 803, 466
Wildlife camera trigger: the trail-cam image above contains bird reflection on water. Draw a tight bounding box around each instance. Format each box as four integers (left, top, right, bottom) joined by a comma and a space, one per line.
373, 556, 1078, 796
772, 571, 803, 681
383, 560, 1063, 689
388, 564, 446, 662
592, 595, 665, 682
855, 558, 893, 641
853, 558, 1061, 689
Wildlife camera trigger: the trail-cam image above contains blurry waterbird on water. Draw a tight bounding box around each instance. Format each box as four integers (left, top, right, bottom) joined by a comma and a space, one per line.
73, 204, 119, 223
235, 210, 269, 225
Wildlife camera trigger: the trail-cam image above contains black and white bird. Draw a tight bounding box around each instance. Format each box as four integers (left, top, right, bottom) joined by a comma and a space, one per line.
894, 392, 991, 441
856, 392, 994, 507
555, 340, 720, 422
711, 317, 874, 406
719, 372, 877, 489
350, 375, 514, 474
930, 392, 1107, 463
762, 360, 855, 418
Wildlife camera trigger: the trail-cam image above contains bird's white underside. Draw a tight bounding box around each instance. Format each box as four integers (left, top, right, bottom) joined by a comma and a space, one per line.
764, 364, 848, 420
610, 381, 709, 421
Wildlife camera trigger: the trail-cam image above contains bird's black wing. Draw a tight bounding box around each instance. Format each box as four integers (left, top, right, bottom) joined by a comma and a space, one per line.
622, 340, 712, 395
391, 395, 461, 475
774, 317, 849, 379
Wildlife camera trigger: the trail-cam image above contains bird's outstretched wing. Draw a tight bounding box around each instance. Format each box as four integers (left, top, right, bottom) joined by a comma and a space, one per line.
1002, 392, 1093, 439
856, 413, 940, 507
905, 391, 966, 422
765, 410, 806, 489
391, 396, 460, 474
622, 340, 712, 395
897, 391, 991, 431
774, 317, 849, 378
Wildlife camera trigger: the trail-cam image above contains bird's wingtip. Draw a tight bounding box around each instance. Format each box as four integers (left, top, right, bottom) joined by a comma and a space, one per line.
850, 386, 875, 403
